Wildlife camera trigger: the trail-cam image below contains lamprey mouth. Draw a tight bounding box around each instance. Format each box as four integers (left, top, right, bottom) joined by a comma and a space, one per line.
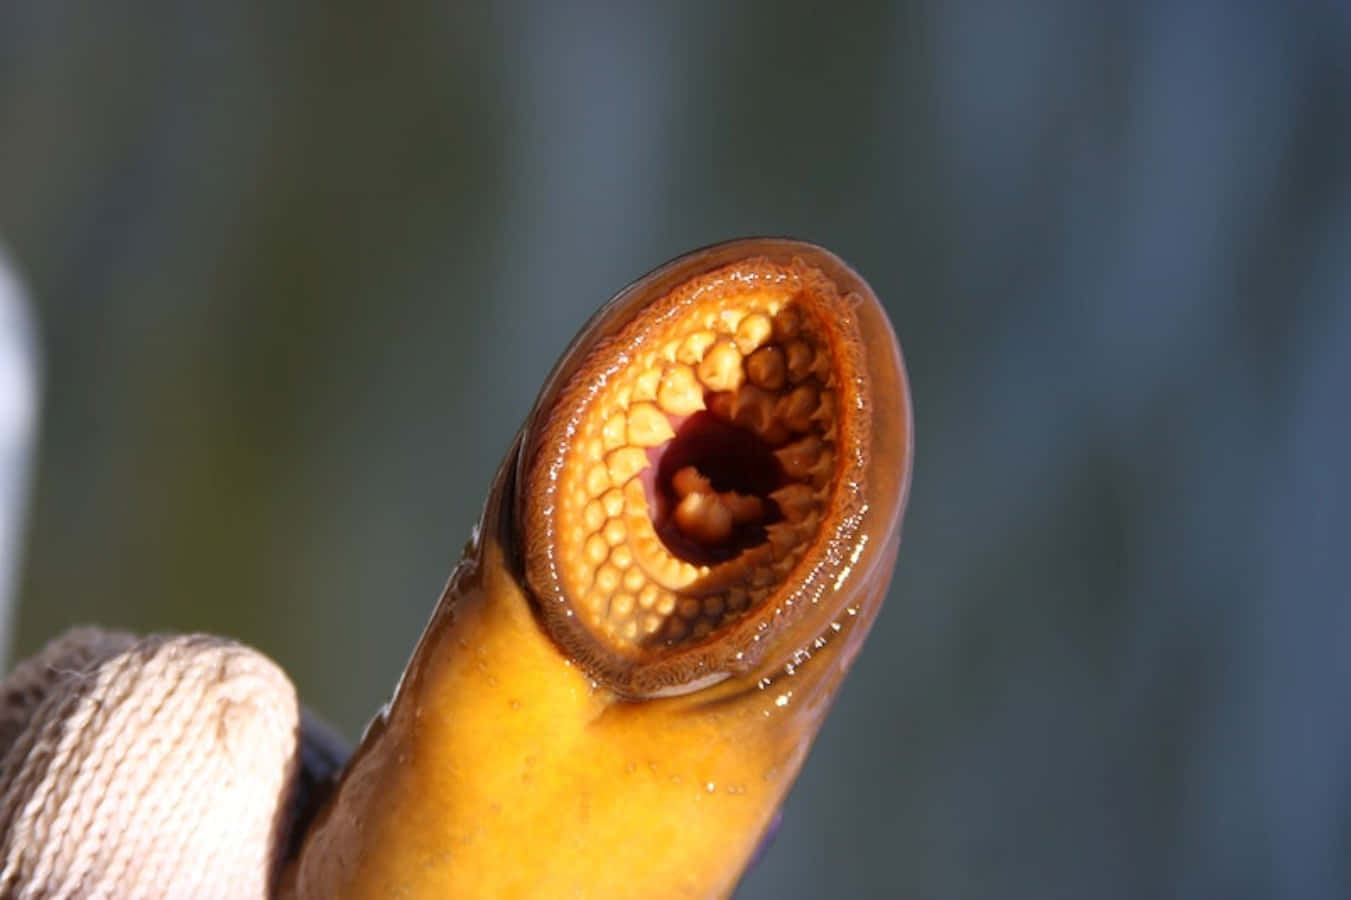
520, 248, 886, 697
284, 238, 912, 899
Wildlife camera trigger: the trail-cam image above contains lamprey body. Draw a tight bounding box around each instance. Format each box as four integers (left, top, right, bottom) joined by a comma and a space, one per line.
284, 238, 914, 899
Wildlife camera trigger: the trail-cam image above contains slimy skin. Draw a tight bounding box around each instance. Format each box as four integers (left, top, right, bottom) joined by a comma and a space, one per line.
283, 239, 913, 899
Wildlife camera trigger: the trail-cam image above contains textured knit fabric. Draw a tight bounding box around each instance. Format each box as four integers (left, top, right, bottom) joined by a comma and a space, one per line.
0, 629, 301, 899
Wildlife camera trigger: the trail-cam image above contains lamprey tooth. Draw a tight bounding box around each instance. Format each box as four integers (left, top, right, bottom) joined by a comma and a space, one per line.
746, 345, 787, 391
632, 367, 660, 402
734, 312, 773, 355
585, 462, 610, 496
676, 329, 717, 365
674, 492, 733, 544
584, 534, 608, 566
626, 402, 674, 447
771, 303, 801, 340
638, 583, 659, 609
656, 364, 704, 416
775, 435, 825, 481
602, 413, 627, 451
777, 383, 819, 433
696, 338, 744, 393
605, 446, 648, 486
672, 466, 712, 497
770, 484, 819, 521
283, 238, 912, 900
583, 499, 605, 532
784, 338, 814, 381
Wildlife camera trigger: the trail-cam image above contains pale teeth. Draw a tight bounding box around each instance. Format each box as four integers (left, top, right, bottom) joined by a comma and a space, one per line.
602, 413, 627, 451
547, 275, 846, 653
734, 313, 772, 355
638, 584, 659, 609
585, 463, 611, 496
625, 402, 674, 447
657, 364, 705, 416
696, 339, 744, 393
606, 446, 648, 486
658, 557, 700, 590
583, 500, 605, 532
632, 368, 661, 402
718, 308, 747, 333
672, 466, 712, 497
585, 534, 609, 566
674, 492, 733, 544
595, 565, 620, 594
677, 330, 717, 365
746, 345, 786, 391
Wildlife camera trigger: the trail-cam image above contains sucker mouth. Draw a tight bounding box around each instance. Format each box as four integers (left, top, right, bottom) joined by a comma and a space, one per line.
520, 251, 872, 696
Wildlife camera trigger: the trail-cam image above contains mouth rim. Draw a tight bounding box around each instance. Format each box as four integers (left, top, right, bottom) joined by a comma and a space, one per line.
514, 237, 912, 698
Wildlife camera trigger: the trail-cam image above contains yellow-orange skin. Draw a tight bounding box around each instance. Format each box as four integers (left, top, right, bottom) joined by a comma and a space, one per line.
284, 240, 912, 899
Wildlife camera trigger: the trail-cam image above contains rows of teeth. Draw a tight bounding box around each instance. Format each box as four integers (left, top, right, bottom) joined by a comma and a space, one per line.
556, 290, 841, 648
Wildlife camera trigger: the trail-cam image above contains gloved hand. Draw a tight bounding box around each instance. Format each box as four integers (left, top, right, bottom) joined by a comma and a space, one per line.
0, 627, 332, 900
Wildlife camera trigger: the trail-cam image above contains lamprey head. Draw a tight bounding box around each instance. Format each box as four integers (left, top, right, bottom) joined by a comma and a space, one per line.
283, 238, 912, 899
517, 238, 912, 697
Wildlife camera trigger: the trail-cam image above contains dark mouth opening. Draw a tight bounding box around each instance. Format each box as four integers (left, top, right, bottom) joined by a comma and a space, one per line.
649, 411, 785, 566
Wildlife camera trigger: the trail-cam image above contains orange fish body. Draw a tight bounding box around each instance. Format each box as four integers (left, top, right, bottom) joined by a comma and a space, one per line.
284, 239, 913, 898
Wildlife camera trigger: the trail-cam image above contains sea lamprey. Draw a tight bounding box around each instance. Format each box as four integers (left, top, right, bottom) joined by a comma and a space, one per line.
284, 238, 914, 899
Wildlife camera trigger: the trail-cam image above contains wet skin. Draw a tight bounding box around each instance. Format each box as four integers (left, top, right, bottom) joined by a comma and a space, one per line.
283, 239, 913, 899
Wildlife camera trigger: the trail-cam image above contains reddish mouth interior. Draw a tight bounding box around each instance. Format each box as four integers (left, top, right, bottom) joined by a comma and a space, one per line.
645, 411, 785, 566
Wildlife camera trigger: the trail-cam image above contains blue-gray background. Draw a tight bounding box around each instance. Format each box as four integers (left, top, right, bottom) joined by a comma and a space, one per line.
3, 3, 1349, 897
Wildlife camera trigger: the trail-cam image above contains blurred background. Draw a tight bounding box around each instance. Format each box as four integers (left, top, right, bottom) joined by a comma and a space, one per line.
2, 2, 1349, 897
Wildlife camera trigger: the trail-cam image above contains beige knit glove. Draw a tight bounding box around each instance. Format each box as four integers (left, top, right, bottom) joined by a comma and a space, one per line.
0, 628, 311, 899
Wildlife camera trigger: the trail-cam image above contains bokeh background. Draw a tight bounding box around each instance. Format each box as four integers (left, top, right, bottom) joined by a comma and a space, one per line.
3, 2, 1350, 897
